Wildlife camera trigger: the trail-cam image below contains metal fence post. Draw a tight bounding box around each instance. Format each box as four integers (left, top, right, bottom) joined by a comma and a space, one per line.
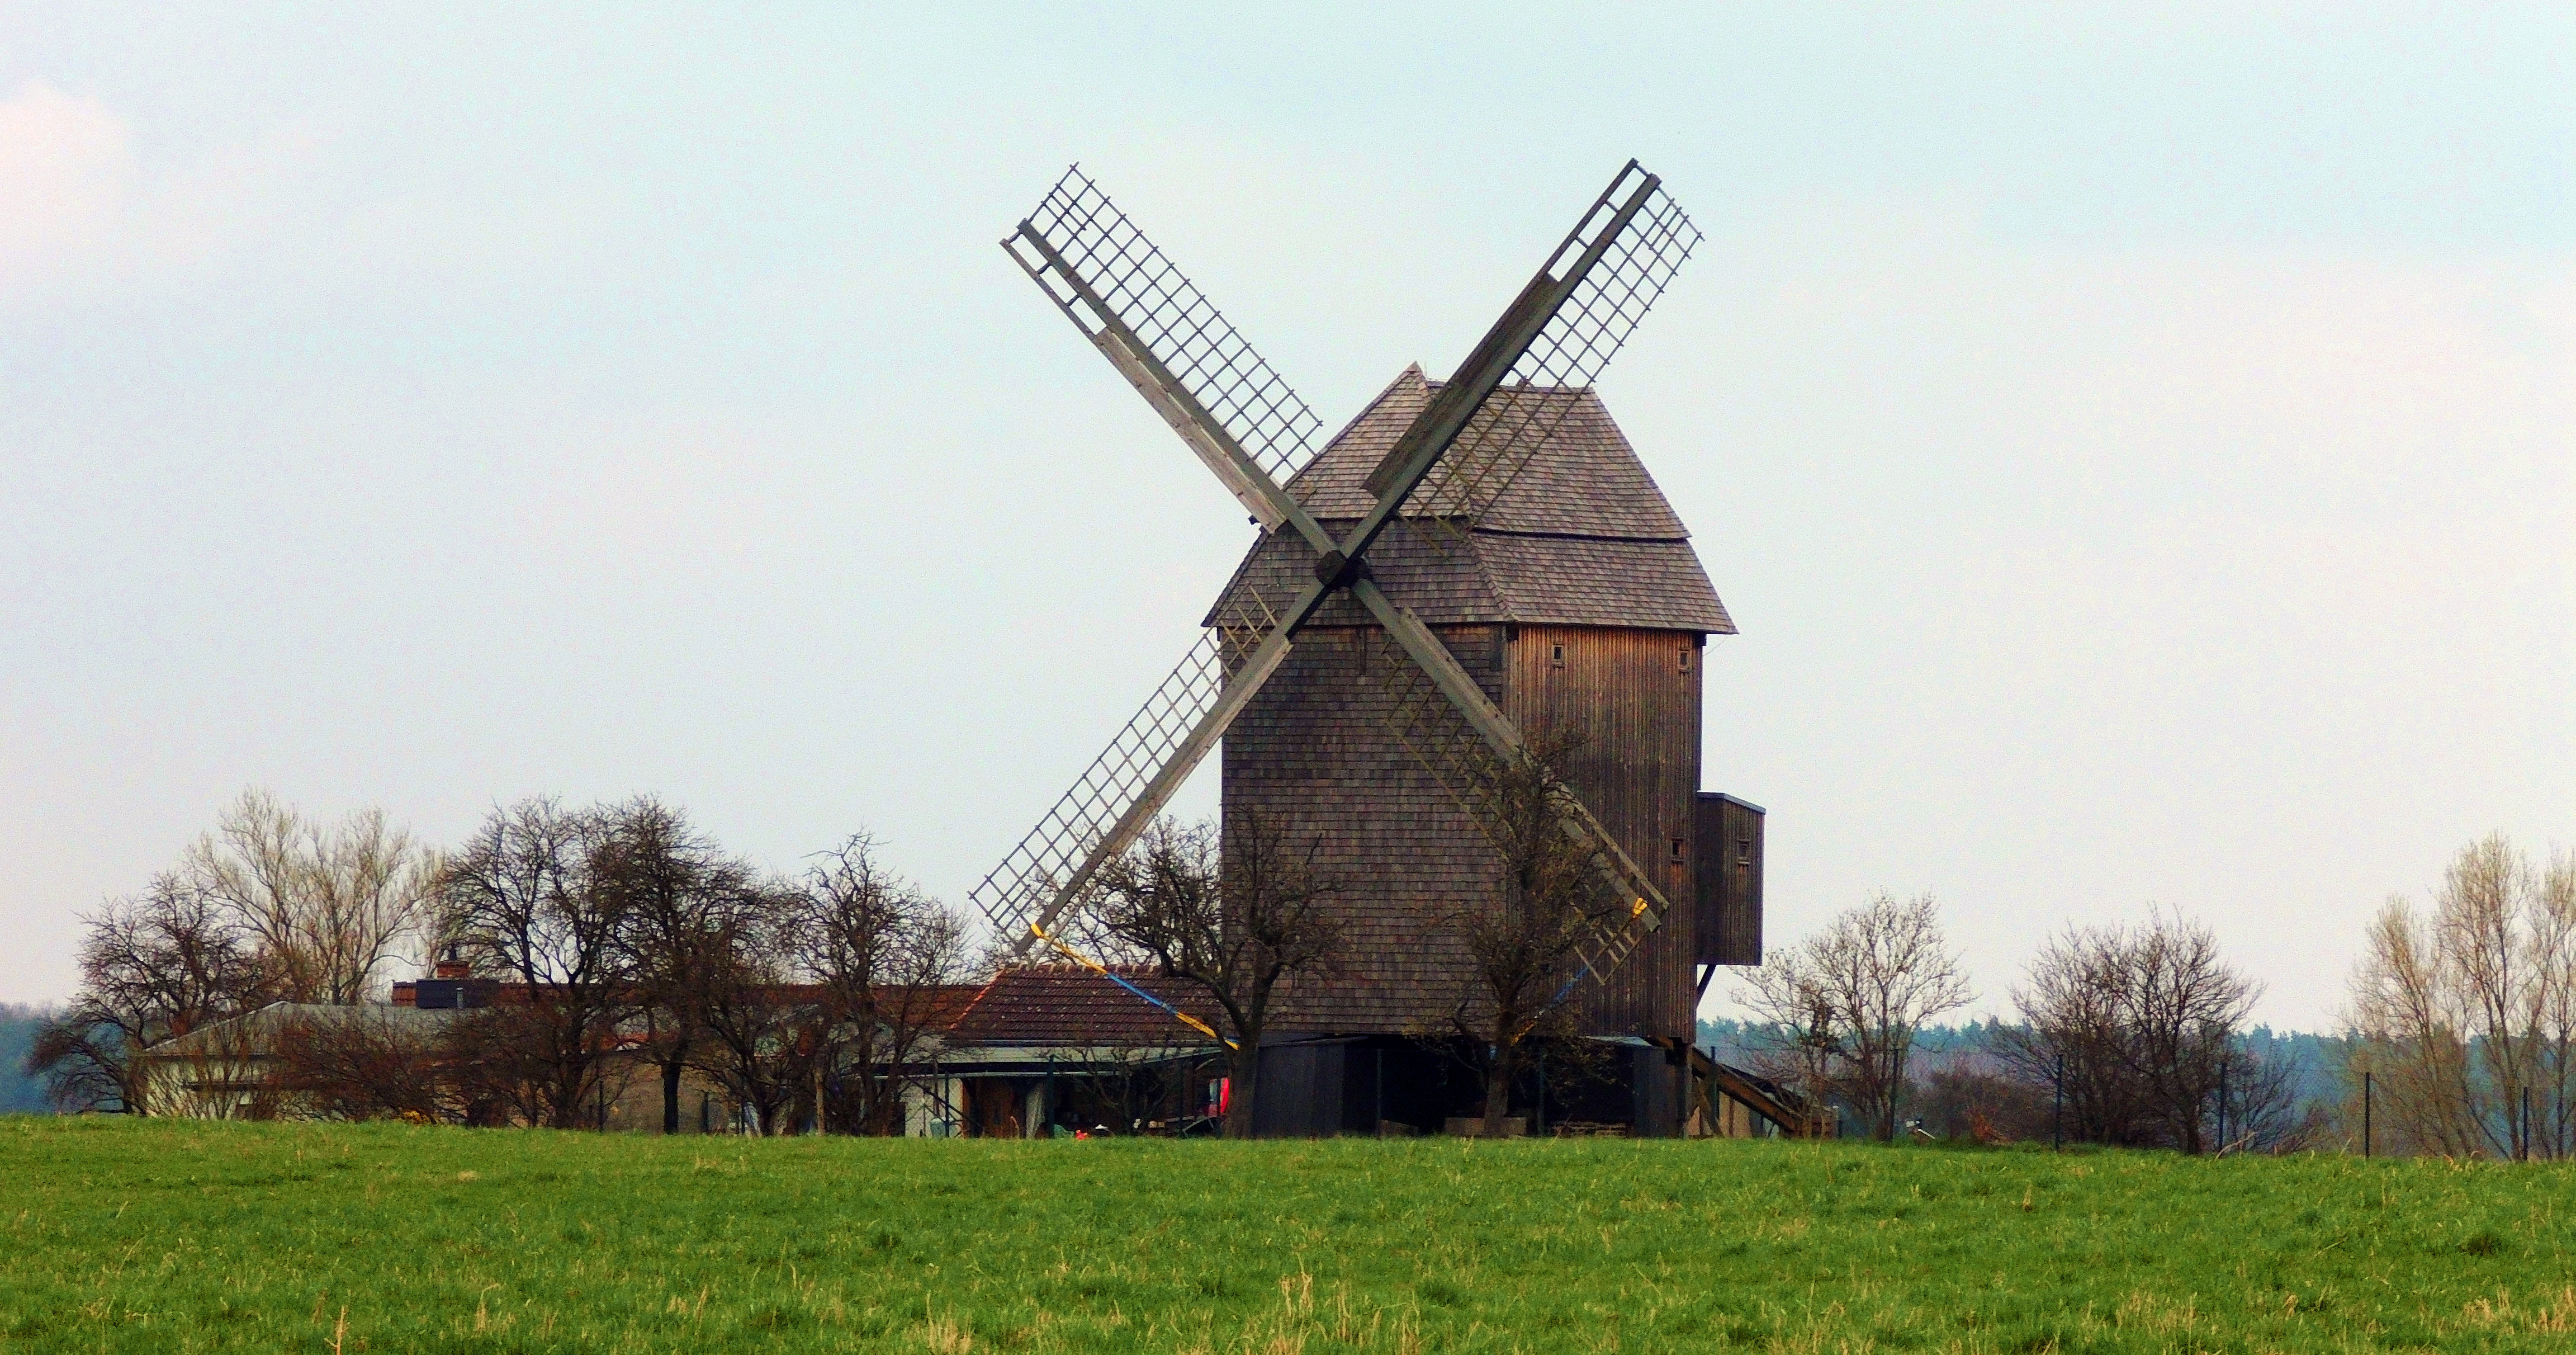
2052, 1055, 2063, 1152
2217, 1059, 2228, 1153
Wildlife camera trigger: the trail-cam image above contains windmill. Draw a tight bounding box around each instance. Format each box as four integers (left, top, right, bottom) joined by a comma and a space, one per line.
973, 161, 1752, 1130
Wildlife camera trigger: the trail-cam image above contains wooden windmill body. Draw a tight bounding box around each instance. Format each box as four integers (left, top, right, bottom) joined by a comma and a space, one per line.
1212, 366, 1734, 1042
977, 161, 1765, 1133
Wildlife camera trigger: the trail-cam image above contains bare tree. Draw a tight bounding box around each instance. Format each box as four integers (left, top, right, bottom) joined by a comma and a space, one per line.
435, 797, 635, 1129
1995, 927, 2154, 1145
595, 797, 752, 1135
2346, 835, 2576, 1159
2120, 912, 2257, 1153
1739, 892, 1973, 1141
26, 874, 262, 1113
268, 1008, 451, 1122
689, 886, 816, 1136
28, 790, 432, 1111
1437, 747, 1621, 1138
1095, 811, 1342, 1139
186, 789, 438, 1005
1734, 947, 1845, 1124
2001, 909, 2261, 1153
795, 834, 972, 1135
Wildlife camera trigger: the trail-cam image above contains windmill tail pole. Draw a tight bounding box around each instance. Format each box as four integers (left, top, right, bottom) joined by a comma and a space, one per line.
1030, 924, 1238, 1051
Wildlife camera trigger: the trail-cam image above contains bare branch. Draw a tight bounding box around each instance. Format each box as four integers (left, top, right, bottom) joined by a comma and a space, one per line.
1094, 810, 1342, 1137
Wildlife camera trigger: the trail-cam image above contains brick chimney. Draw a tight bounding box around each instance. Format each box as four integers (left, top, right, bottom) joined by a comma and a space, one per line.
433, 943, 470, 981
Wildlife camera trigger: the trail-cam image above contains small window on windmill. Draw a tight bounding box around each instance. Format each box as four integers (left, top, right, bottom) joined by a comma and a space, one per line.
1678, 645, 1692, 673
1736, 838, 1753, 867
1548, 641, 1565, 668
1668, 837, 1686, 864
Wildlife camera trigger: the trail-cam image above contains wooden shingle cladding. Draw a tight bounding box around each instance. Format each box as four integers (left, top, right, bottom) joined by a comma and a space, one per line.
1224, 622, 1509, 1036
1213, 365, 1737, 1046
1204, 366, 1732, 638
1210, 521, 1731, 633
1285, 367, 1698, 539
1224, 621, 1705, 1040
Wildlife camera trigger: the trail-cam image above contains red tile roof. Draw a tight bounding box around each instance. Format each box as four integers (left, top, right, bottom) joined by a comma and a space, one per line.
945, 966, 1225, 1048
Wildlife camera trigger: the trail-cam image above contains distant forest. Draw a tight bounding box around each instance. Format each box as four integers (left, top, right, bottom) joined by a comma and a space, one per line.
1696, 1017, 2350, 1111
0, 1005, 55, 1113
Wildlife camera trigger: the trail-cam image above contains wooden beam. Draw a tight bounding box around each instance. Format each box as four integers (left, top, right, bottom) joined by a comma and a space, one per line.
1005, 224, 1342, 560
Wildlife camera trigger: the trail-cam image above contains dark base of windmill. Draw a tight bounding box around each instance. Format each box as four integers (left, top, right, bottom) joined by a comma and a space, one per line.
969, 1035, 1697, 1141
1239, 1035, 1693, 1140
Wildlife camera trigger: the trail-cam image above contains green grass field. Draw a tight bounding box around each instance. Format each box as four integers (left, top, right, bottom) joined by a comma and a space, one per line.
4, 1117, 2574, 1353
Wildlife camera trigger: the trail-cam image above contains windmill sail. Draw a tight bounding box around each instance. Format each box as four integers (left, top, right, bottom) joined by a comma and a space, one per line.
1410, 169, 1702, 536
975, 171, 1351, 953
1355, 167, 1706, 985
1006, 167, 1325, 518
968, 629, 1239, 952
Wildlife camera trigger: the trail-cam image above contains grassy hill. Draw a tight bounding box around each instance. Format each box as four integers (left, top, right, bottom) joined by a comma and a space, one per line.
3, 1117, 2571, 1353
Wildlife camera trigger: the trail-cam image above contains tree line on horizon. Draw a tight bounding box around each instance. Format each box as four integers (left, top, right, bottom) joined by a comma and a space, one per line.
23, 790, 973, 1135
1707, 835, 2575, 1159
11, 745, 1765, 1141
16, 785, 2569, 1157
1703, 900, 2321, 1153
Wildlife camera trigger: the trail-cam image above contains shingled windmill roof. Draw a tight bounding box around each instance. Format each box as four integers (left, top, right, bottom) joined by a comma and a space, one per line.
1205, 366, 1734, 632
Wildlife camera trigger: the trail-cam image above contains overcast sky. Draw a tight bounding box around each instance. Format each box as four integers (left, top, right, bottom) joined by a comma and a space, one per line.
4, 5, 2569, 1027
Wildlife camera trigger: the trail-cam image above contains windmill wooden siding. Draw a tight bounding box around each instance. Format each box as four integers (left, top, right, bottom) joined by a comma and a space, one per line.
1225, 621, 1704, 1040
1215, 367, 1746, 1046
1504, 624, 1704, 1036
1223, 622, 1506, 1036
